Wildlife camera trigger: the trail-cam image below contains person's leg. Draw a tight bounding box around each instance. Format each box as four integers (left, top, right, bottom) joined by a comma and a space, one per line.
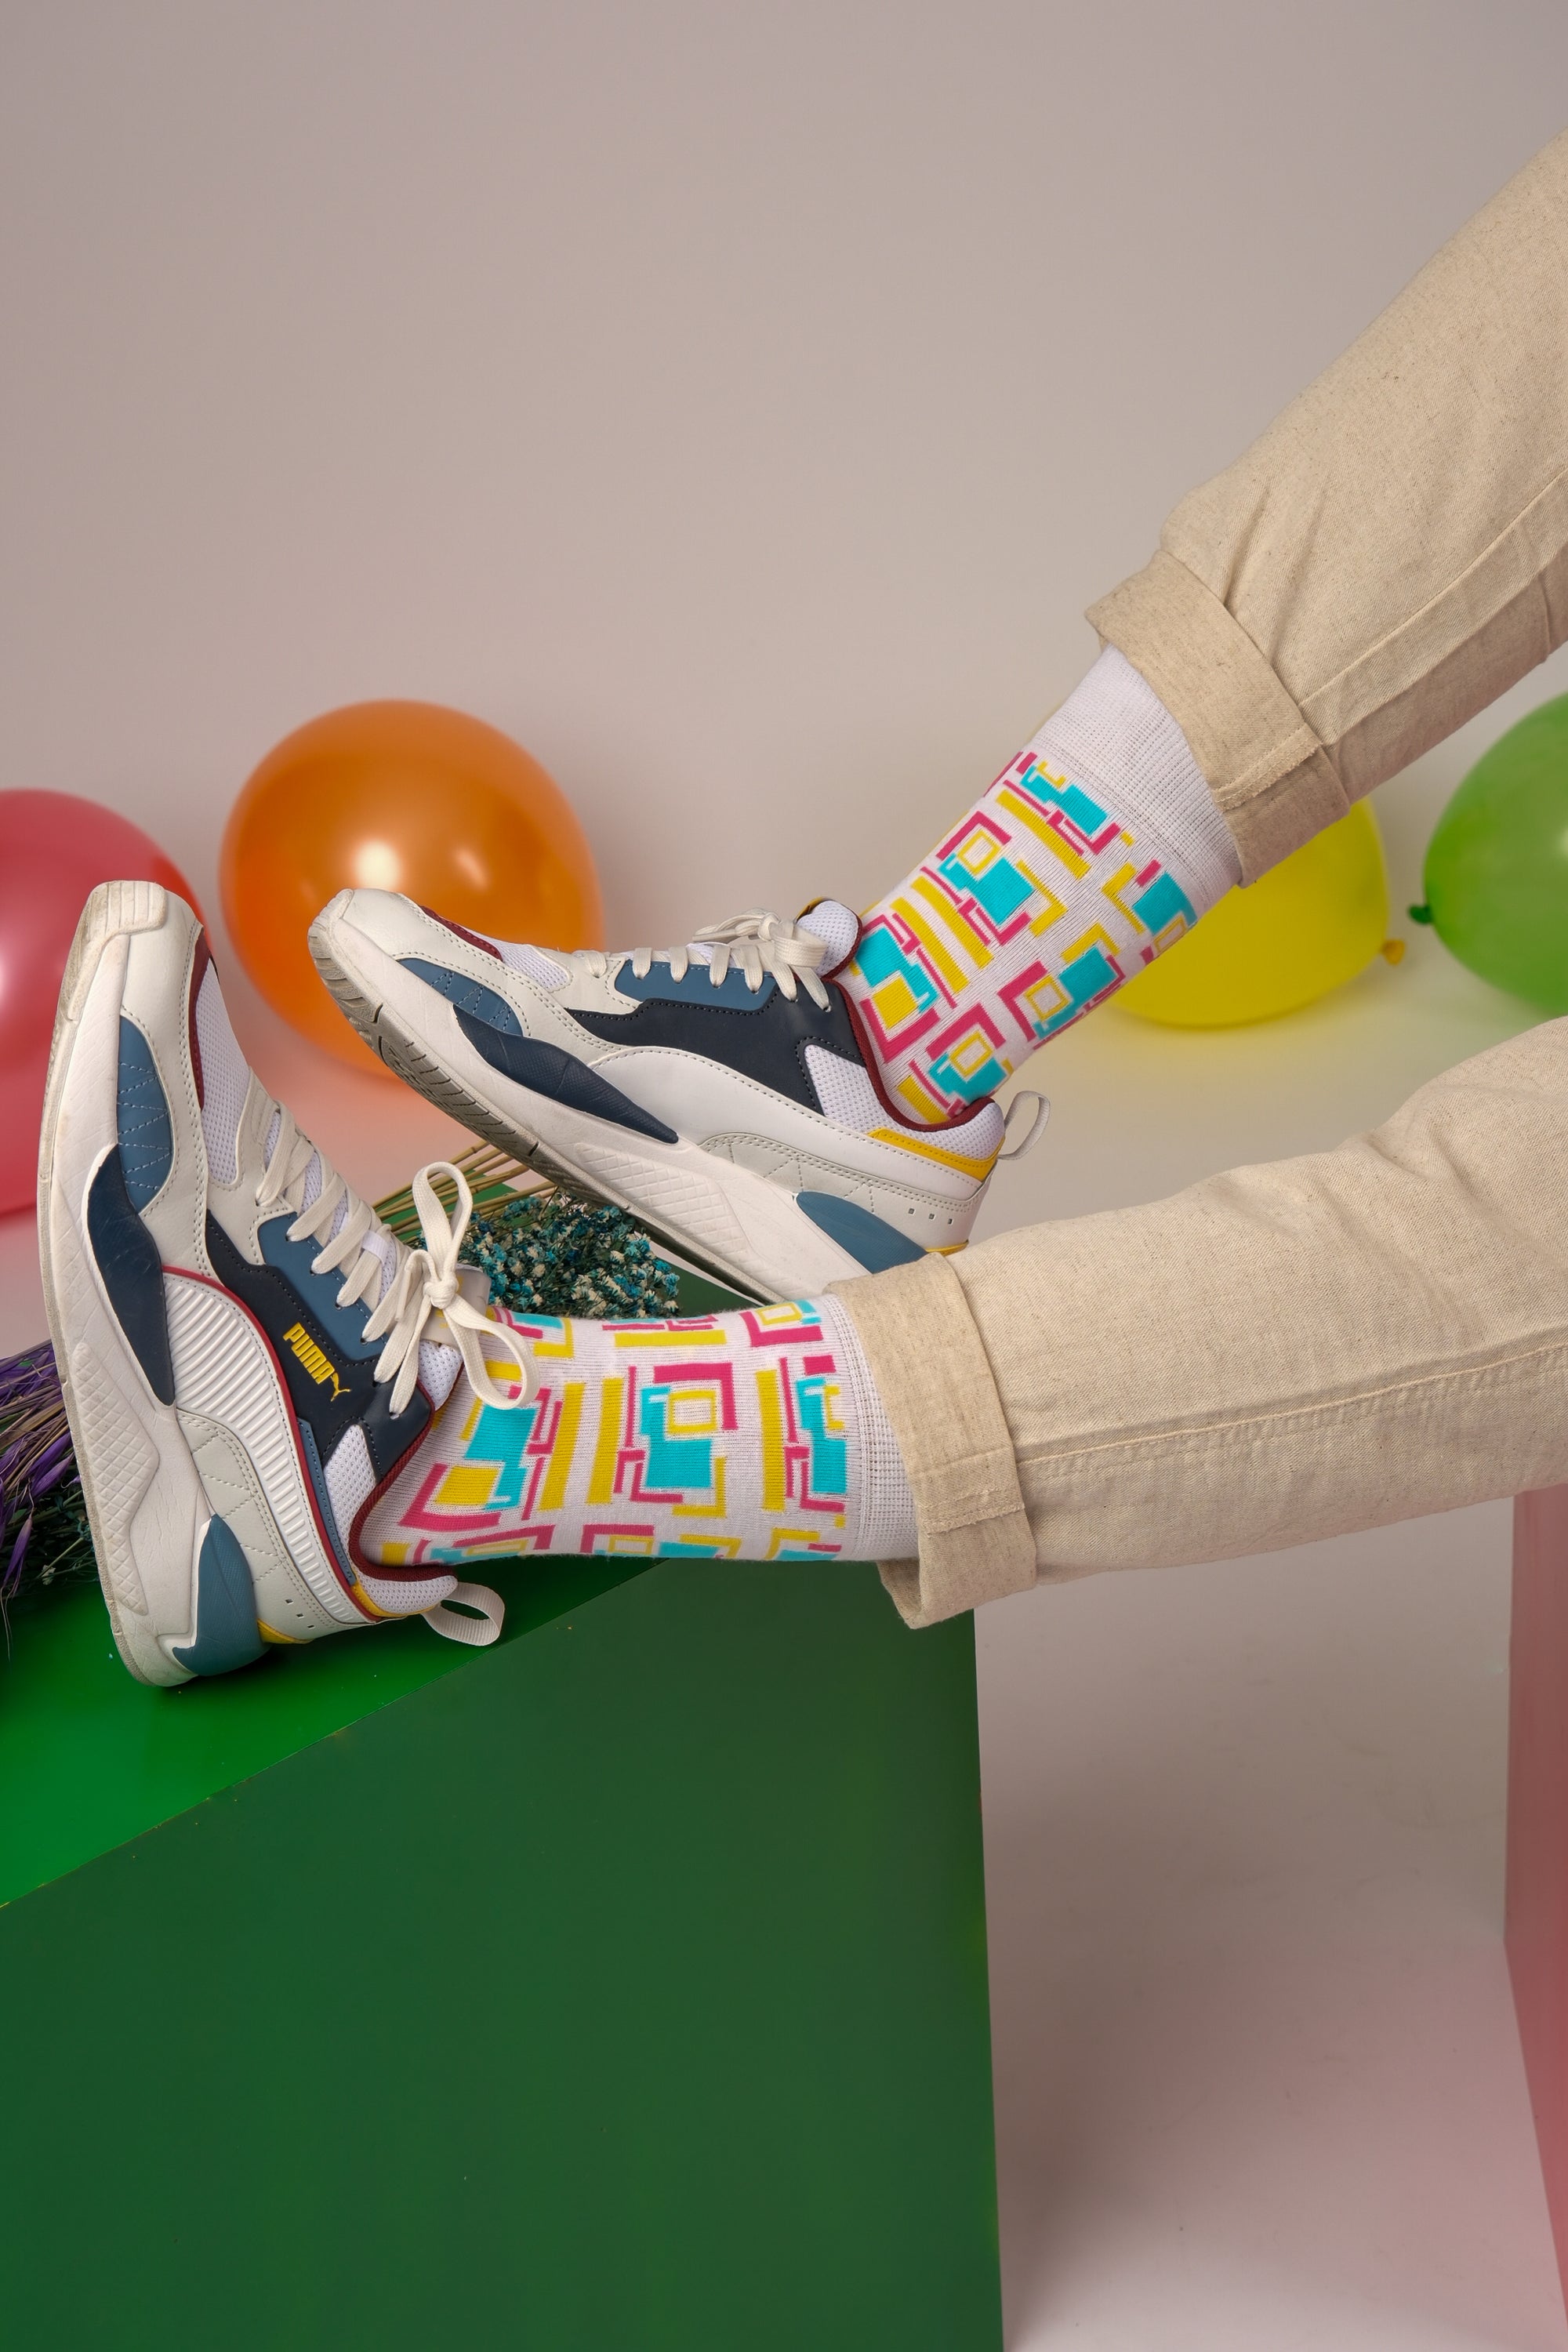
837, 128, 1568, 1102
315, 132, 1568, 1275
56, 882, 1568, 1660
837, 1015, 1568, 1627
838, 648, 1240, 1121
1091, 129, 1568, 880
368, 1011, 1568, 1605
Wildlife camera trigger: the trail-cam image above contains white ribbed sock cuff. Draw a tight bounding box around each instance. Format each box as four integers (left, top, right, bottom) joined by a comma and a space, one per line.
1029, 645, 1241, 912
820, 1293, 918, 1561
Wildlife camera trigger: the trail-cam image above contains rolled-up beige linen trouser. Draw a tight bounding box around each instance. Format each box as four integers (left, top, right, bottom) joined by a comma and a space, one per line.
836, 129, 1568, 1628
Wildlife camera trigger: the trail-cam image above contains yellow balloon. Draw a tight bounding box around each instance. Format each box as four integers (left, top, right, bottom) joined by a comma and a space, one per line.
1117, 802, 1392, 1029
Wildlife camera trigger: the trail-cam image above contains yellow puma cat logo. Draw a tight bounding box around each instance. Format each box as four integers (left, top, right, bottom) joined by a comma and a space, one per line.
281, 1321, 346, 1401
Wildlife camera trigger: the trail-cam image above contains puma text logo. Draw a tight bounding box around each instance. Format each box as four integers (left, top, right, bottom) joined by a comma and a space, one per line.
281, 1321, 346, 1401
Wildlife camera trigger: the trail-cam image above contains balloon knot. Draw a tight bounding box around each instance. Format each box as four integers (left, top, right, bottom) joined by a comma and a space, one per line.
1407, 903, 1435, 924
1380, 938, 1406, 966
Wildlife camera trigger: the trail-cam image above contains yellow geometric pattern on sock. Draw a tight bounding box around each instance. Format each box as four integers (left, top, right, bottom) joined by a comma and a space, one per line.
757, 1367, 786, 1513
538, 1379, 584, 1513
587, 1374, 626, 1505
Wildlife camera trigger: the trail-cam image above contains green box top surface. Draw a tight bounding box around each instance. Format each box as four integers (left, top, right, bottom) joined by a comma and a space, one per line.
0, 1268, 759, 1907
0, 1552, 650, 1908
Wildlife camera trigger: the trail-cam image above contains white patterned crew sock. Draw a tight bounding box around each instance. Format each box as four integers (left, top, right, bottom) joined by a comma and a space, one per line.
362, 1291, 917, 1570
840, 648, 1241, 1121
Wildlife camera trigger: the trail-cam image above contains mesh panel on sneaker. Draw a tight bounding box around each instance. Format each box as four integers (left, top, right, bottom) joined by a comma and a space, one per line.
419, 1339, 462, 1406
802, 1044, 883, 1134
802, 1044, 1007, 1156
800, 898, 859, 971
325, 1423, 377, 1539
955, 1099, 1006, 1155
195, 966, 251, 1185
488, 937, 570, 988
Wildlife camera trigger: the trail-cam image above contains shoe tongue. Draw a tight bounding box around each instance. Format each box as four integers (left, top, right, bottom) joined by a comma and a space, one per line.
798, 899, 859, 973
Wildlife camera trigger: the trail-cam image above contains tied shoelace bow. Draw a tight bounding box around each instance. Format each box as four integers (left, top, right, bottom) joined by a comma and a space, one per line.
572, 909, 833, 1007
256, 1121, 525, 1650
363, 1162, 535, 1417
257, 1119, 531, 1417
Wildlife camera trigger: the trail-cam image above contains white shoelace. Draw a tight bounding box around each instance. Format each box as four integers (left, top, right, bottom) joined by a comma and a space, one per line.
572, 908, 833, 1007
361, 1161, 532, 1417
256, 1120, 526, 1649
256, 1119, 528, 1417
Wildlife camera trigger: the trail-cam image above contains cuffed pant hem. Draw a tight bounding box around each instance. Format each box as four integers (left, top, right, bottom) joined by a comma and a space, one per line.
1087, 548, 1348, 881
830, 1254, 1036, 1628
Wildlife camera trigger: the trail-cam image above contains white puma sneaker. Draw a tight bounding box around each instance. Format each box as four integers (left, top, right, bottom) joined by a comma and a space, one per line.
308, 893, 1044, 1304
38, 882, 524, 1686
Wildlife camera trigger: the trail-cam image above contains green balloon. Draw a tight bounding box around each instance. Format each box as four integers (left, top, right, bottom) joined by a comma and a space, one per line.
1419, 691, 1568, 1013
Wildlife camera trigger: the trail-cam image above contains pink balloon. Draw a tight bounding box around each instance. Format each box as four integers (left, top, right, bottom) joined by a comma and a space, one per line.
0, 791, 200, 1217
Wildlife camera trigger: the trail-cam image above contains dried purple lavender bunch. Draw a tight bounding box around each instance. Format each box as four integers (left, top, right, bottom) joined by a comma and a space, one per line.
0, 1343, 93, 1613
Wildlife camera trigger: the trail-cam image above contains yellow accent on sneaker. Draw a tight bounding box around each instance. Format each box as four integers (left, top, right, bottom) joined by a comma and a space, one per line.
868, 1126, 1000, 1180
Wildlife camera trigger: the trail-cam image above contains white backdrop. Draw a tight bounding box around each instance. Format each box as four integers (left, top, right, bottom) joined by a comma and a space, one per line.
4, 2, 1566, 941
5, 9, 1568, 2345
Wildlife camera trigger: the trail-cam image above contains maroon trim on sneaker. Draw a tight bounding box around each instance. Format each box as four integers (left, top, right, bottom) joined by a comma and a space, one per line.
419, 906, 504, 960
347, 1469, 434, 1582
831, 978, 1003, 1134
187, 929, 212, 1109
345, 1399, 460, 1582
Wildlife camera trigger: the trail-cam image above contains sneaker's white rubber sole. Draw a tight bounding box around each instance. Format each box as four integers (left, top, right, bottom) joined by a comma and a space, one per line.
309, 916, 876, 1305
36, 883, 208, 1686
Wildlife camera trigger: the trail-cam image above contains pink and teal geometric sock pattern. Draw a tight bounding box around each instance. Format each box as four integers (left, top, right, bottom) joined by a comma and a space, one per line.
362, 1299, 865, 1570
840, 746, 1201, 1122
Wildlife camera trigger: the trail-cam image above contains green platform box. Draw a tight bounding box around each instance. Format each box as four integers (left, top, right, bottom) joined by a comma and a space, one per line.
0, 1524, 1001, 2349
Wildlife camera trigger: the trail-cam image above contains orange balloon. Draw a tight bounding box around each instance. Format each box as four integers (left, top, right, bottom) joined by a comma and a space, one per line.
220, 701, 604, 1074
